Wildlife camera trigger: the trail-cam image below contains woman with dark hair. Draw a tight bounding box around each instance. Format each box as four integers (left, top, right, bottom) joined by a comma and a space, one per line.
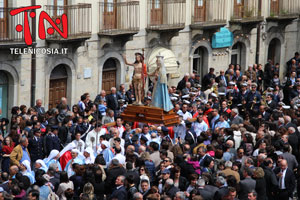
92, 165, 105, 200
239, 133, 254, 156
57, 171, 74, 200
202, 157, 214, 175
1, 136, 14, 172
172, 166, 188, 191
69, 164, 85, 199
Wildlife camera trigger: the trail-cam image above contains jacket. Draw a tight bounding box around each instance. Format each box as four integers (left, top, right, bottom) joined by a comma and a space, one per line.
10, 145, 30, 166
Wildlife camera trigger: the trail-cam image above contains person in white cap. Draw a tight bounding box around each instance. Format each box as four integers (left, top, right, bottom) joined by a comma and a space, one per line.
20, 160, 35, 184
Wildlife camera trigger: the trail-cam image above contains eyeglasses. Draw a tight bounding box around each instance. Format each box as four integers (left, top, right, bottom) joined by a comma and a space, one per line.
163, 160, 169, 162
140, 168, 145, 171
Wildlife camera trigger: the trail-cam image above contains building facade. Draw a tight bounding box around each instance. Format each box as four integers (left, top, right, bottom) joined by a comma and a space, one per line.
0, 0, 300, 118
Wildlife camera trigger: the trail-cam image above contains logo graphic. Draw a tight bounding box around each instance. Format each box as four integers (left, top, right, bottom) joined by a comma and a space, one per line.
10, 6, 68, 45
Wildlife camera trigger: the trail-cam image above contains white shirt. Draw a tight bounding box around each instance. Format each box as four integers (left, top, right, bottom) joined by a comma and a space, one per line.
192, 121, 208, 136
72, 139, 85, 153
116, 126, 125, 139
85, 128, 106, 151
280, 168, 287, 189
177, 110, 192, 120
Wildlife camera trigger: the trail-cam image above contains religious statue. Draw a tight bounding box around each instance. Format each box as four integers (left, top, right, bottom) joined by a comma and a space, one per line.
123, 53, 146, 105
148, 55, 173, 112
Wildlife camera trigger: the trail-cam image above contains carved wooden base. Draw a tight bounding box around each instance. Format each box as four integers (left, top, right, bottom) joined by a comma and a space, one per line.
121, 105, 180, 126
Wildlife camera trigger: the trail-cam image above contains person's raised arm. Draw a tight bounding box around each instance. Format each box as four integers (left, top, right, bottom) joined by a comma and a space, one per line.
123, 54, 134, 66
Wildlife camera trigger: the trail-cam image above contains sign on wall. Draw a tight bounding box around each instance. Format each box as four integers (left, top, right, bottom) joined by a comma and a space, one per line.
212, 27, 233, 49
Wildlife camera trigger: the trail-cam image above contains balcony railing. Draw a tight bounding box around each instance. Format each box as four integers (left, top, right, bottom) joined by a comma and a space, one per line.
0, 7, 29, 43
192, 0, 227, 25
45, 4, 91, 40
147, 0, 186, 30
269, 0, 300, 17
99, 1, 139, 35
231, 0, 261, 21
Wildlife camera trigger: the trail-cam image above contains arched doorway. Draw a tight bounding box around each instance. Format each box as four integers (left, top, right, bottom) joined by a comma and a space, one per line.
268, 38, 281, 65
193, 46, 208, 77
231, 42, 246, 71
0, 71, 8, 118
49, 65, 68, 109
102, 58, 117, 94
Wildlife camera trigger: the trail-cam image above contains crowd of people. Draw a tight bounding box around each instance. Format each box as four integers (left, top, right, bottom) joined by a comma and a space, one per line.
0, 52, 300, 200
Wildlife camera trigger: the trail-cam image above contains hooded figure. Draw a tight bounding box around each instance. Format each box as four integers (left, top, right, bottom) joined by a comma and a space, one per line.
84, 147, 95, 164
43, 149, 62, 171
59, 142, 76, 170
35, 159, 48, 173
21, 160, 35, 184
64, 149, 85, 177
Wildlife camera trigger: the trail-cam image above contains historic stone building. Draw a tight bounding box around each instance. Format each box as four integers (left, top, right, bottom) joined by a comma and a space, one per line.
0, 0, 300, 118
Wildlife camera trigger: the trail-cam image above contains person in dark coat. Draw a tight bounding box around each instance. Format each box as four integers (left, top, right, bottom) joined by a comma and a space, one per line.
105, 159, 127, 195
177, 73, 189, 91
106, 87, 119, 115
261, 159, 278, 199
238, 167, 256, 200
45, 126, 61, 156
164, 179, 179, 199
253, 167, 266, 200
28, 129, 44, 163
274, 159, 296, 200
109, 175, 127, 200
214, 176, 229, 200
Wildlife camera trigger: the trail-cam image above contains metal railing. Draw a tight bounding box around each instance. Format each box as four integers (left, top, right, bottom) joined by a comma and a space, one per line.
45, 4, 91, 39
232, 0, 261, 20
0, 7, 28, 42
147, 0, 186, 30
192, 0, 227, 24
99, 1, 139, 35
269, 0, 300, 17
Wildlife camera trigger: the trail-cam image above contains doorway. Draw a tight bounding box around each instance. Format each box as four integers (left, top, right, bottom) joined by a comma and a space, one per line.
194, 0, 206, 22
0, 71, 8, 118
150, 0, 163, 25
102, 58, 117, 94
268, 38, 281, 65
0, 0, 8, 39
193, 46, 208, 78
49, 65, 68, 109
103, 0, 117, 29
231, 42, 246, 71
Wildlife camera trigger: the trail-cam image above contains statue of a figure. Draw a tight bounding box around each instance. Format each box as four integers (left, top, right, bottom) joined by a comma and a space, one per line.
123, 53, 146, 105
148, 55, 174, 112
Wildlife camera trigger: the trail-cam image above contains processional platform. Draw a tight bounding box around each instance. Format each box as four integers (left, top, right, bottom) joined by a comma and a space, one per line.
121, 105, 180, 126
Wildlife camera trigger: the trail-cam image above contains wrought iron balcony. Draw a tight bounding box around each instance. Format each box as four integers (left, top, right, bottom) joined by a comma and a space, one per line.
99, 1, 140, 36
0, 7, 29, 45
191, 0, 227, 29
231, 0, 263, 23
45, 4, 91, 41
147, 0, 186, 31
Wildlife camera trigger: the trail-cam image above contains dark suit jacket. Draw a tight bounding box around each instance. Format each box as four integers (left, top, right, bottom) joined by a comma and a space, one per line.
165, 185, 179, 199
109, 186, 127, 200
281, 152, 298, 170
274, 167, 296, 197
28, 136, 44, 162
33, 106, 45, 116
231, 115, 244, 125
214, 186, 229, 200
198, 188, 214, 200
106, 94, 119, 111
238, 177, 256, 200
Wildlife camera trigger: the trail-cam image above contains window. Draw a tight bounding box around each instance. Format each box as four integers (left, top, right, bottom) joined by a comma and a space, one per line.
107, 0, 114, 12
155, 0, 160, 9
198, 0, 203, 7
237, 0, 241, 4
0, 0, 5, 18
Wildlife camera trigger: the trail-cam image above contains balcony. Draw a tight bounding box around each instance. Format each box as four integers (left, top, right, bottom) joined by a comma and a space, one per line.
45, 4, 91, 42
191, 0, 227, 30
230, 0, 263, 24
147, 0, 186, 31
98, 1, 139, 37
267, 0, 300, 22
0, 7, 30, 48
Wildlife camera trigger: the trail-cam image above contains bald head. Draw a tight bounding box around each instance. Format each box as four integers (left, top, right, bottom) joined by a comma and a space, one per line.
280, 159, 288, 170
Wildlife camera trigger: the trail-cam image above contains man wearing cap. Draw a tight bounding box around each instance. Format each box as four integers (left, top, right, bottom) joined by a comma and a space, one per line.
246, 83, 261, 111
158, 169, 171, 193
237, 82, 249, 103
28, 128, 44, 163
45, 126, 61, 156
